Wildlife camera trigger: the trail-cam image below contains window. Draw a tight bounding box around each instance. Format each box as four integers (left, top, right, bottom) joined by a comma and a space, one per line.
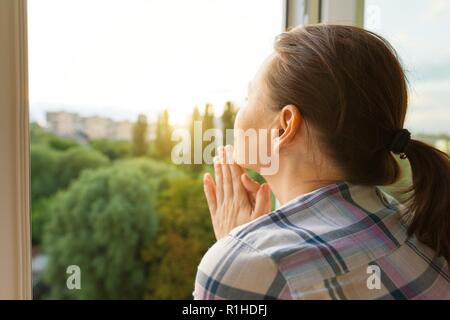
365, 0, 450, 152
28, 0, 284, 126
28, 0, 285, 299
6, 0, 446, 300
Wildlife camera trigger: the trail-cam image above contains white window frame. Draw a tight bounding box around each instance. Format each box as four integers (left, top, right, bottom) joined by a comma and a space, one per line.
285, 0, 364, 28
0, 0, 362, 300
320, 0, 364, 27
284, 0, 321, 29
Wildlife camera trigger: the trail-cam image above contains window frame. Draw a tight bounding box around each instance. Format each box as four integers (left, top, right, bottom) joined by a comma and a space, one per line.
0, 0, 32, 300
0, 0, 363, 300
320, 0, 364, 26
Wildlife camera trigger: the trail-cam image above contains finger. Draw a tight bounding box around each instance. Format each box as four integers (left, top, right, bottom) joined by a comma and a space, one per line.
203, 173, 217, 215
214, 155, 223, 203
220, 146, 233, 198
253, 183, 271, 218
225, 145, 246, 194
241, 173, 261, 193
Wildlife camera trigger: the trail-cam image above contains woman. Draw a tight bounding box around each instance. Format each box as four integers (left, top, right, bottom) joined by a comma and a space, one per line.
194, 25, 450, 299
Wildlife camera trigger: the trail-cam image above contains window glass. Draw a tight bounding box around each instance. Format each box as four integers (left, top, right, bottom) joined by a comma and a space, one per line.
365, 0, 450, 153
364, 0, 450, 200
28, 0, 284, 299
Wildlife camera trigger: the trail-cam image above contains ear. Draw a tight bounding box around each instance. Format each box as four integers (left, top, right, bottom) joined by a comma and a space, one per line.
275, 105, 302, 150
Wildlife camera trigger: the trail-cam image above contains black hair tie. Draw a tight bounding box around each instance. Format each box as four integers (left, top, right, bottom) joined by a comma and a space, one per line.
389, 128, 411, 159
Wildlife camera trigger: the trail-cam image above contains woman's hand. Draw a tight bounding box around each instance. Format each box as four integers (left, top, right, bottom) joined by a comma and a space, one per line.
203, 145, 271, 240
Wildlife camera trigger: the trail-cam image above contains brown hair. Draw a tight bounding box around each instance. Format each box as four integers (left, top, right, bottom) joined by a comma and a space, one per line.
265, 24, 450, 261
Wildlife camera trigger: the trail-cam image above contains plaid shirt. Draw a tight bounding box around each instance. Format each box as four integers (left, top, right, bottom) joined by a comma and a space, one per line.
193, 181, 450, 300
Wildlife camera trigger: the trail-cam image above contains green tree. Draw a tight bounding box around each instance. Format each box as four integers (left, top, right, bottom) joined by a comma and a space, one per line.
42, 159, 176, 299
154, 109, 173, 159
30, 143, 62, 246
203, 103, 215, 132
90, 139, 131, 160
30, 122, 52, 145
202, 103, 215, 156
142, 175, 215, 299
31, 144, 108, 246
132, 114, 149, 156
189, 106, 203, 173
30, 144, 62, 202
47, 136, 79, 151
221, 101, 237, 144
56, 146, 109, 190
31, 196, 55, 245
30, 122, 79, 150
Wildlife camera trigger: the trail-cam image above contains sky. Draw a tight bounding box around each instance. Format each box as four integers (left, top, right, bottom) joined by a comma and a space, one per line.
27, 0, 284, 125
365, 0, 450, 134
28, 0, 449, 133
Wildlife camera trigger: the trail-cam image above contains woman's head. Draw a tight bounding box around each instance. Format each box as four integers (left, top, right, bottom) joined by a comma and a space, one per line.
234, 24, 450, 261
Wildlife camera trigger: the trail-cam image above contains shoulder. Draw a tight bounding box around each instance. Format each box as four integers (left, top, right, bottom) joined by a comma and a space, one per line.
193, 233, 292, 300
194, 182, 411, 300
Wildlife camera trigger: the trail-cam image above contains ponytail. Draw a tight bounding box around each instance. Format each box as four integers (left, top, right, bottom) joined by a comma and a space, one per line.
402, 139, 450, 262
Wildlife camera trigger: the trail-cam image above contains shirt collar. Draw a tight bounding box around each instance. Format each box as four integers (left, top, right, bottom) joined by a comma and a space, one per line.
276, 180, 351, 212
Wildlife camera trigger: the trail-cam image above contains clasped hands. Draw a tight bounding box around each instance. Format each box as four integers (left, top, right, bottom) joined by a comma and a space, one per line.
203, 145, 271, 240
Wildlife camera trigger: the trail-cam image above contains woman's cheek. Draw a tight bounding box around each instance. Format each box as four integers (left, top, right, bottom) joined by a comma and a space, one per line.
233, 111, 259, 170
233, 109, 249, 168
233, 134, 246, 167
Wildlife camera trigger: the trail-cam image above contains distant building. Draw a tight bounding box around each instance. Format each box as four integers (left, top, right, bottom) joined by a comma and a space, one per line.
46, 112, 81, 138
82, 116, 113, 140
111, 120, 133, 141
45, 111, 134, 141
